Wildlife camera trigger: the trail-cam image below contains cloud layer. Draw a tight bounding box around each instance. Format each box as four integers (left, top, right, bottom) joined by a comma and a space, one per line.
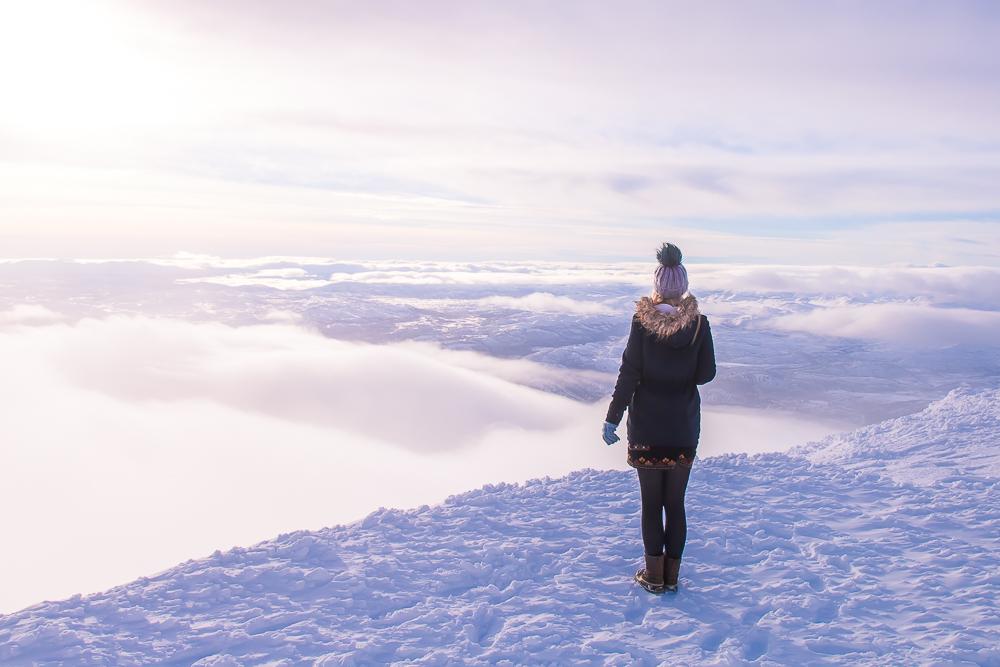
164, 256, 1000, 304
769, 303, 1000, 346
50, 314, 576, 451
0, 307, 847, 613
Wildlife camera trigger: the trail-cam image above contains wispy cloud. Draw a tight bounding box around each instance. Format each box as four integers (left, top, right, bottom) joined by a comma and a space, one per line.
0, 303, 64, 324
473, 293, 617, 315
770, 303, 1000, 346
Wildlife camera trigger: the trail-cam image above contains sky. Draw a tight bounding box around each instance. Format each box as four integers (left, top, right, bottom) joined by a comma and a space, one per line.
1, 0, 999, 263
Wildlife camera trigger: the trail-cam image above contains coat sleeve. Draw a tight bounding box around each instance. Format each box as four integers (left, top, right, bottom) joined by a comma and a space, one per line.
694, 315, 716, 385
605, 316, 643, 426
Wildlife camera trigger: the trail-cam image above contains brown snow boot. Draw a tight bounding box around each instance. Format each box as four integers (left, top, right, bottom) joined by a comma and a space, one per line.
634, 553, 665, 594
663, 557, 681, 592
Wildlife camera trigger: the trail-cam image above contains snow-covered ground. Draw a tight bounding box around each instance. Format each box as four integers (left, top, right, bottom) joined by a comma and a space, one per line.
1, 387, 996, 665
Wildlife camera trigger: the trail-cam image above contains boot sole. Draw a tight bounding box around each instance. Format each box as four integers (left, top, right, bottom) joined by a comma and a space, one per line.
634, 570, 665, 594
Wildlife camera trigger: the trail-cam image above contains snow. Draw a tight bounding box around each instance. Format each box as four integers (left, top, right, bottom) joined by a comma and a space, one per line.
1, 388, 998, 665
789, 385, 1000, 486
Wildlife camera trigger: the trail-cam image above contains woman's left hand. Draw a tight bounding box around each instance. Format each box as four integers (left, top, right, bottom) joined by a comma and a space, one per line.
602, 421, 621, 446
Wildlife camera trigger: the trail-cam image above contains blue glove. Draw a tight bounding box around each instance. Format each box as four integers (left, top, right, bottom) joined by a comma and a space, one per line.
602, 421, 621, 446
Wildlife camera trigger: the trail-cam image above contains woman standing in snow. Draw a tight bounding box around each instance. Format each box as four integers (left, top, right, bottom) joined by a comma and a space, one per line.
603, 242, 716, 594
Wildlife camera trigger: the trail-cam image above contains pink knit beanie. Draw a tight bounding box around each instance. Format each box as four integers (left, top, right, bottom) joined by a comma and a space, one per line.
653, 242, 688, 299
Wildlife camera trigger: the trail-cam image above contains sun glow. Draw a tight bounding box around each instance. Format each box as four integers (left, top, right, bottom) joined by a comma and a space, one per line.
0, 0, 190, 137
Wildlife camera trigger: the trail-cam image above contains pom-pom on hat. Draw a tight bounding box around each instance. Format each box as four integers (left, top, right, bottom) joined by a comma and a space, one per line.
653, 242, 688, 299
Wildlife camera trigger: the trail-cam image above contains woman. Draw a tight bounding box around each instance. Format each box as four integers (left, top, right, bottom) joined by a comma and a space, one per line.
603, 242, 716, 594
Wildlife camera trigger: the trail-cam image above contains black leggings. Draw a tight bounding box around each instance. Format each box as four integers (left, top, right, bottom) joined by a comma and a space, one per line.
636, 460, 693, 559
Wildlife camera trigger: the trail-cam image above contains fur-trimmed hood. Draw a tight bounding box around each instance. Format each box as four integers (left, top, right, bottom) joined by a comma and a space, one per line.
634, 293, 701, 344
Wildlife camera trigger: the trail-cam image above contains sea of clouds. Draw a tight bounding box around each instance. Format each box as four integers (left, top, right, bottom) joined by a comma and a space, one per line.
1, 256, 998, 613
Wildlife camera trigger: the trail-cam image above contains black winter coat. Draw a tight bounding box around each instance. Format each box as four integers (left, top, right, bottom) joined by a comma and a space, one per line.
606, 294, 716, 469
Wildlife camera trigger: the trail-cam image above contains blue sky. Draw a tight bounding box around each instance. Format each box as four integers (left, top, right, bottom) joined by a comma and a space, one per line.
0, 0, 998, 263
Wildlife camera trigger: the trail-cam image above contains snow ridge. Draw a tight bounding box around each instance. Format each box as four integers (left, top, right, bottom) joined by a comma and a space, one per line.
0, 389, 998, 666
789, 385, 1000, 485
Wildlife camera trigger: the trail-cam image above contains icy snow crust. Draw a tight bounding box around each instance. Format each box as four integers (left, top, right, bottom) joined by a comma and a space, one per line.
1, 389, 998, 665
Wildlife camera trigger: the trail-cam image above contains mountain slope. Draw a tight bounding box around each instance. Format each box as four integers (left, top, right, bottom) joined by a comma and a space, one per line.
789, 385, 1000, 486
1, 389, 998, 666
